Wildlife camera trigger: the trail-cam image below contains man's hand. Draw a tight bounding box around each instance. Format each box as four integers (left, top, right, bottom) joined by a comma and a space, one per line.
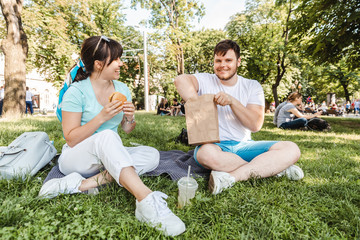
214, 92, 233, 106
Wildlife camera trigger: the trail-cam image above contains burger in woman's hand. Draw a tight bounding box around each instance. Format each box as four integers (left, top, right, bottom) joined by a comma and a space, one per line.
109, 92, 127, 108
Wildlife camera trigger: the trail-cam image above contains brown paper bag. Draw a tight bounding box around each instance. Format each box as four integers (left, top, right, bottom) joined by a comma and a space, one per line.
185, 94, 220, 145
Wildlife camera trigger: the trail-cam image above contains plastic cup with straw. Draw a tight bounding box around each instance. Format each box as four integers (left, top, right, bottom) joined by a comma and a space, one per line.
177, 165, 198, 208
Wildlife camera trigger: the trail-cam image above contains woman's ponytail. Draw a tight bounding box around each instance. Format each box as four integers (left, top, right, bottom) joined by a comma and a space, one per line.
70, 59, 90, 82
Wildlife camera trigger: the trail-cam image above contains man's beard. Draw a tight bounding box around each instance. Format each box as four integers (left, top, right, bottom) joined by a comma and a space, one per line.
215, 70, 237, 81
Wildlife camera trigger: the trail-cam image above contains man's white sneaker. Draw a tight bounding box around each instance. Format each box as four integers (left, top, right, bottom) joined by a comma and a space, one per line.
277, 165, 304, 180
208, 171, 236, 195
135, 191, 186, 236
38, 172, 84, 199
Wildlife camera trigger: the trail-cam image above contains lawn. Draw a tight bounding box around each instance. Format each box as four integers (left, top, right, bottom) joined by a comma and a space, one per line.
0, 113, 359, 239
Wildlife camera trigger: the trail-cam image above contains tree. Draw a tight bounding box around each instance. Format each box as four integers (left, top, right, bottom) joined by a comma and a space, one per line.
130, 0, 204, 75
226, 0, 299, 106
0, 0, 28, 116
291, 0, 360, 69
324, 59, 360, 102
23, 0, 128, 87
183, 29, 227, 74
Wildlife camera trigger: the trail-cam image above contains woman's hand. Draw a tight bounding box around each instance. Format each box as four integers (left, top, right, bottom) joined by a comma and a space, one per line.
121, 101, 136, 133
313, 111, 322, 117
122, 101, 135, 122
98, 100, 123, 122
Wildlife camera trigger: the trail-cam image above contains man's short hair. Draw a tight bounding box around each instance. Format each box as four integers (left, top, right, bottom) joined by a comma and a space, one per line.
173, 98, 178, 102
214, 40, 240, 59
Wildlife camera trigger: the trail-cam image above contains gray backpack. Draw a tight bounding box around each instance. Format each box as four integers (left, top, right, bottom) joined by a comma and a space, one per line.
0, 132, 57, 180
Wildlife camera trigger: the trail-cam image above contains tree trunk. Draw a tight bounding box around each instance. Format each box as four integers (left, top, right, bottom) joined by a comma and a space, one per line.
176, 49, 185, 75
340, 80, 350, 102
0, 0, 28, 117
272, 0, 292, 107
272, 54, 286, 107
343, 86, 350, 102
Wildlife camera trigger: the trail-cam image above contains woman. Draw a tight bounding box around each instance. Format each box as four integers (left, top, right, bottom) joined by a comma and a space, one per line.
346, 101, 351, 114
39, 36, 185, 236
157, 98, 171, 116
275, 92, 321, 129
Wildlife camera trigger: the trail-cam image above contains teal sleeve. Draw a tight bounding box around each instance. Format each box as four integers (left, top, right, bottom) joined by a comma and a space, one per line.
62, 86, 83, 113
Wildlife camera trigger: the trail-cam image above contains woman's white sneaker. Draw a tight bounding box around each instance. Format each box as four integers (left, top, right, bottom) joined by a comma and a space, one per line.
135, 191, 186, 236
277, 165, 304, 180
208, 171, 236, 195
38, 172, 84, 199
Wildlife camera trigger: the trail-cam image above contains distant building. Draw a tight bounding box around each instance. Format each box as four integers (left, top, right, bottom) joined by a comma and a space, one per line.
0, 53, 58, 112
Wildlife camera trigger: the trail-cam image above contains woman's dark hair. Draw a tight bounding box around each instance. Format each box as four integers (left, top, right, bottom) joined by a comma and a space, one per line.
288, 92, 302, 102
73, 36, 123, 81
214, 40, 241, 59
159, 98, 166, 106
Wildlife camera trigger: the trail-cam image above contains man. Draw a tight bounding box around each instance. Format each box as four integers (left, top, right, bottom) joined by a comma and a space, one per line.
0, 85, 4, 116
355, 99, 360, 116
25, 87, 34, 115
174, 40, 303, 195
180, 99, 185, 116
170, 98, 182, 116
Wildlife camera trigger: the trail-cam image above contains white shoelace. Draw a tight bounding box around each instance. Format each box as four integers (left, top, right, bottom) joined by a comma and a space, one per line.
218, 175, 234, 189
151, 191, 172, 218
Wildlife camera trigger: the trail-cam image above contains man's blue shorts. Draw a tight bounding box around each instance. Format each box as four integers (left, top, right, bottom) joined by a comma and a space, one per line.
193, 140, 278, 169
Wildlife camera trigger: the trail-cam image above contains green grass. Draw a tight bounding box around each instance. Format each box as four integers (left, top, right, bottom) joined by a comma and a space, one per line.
0, 113, 359, 239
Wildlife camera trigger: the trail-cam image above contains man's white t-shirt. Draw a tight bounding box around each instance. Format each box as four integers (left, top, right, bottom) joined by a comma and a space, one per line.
25, 90, 33, 101
193, 73, 265, 142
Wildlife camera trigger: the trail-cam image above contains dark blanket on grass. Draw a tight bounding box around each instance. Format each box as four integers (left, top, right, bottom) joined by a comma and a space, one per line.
43, 150, 211, 185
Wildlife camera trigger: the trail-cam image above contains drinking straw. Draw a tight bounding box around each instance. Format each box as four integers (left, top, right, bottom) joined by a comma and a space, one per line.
186, 165, 191, 203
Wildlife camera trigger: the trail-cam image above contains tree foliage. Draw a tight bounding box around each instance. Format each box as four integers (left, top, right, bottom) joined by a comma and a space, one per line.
23, 0, 129, 87
0, 0, 359, 113
183, 29, 227, 74
130, 0, 204, 75
324, 59, 360, 102
227, 0, 300, 105
291, 0, 360, 69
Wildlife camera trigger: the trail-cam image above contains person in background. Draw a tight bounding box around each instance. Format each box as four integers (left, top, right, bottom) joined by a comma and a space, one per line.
179, 99, 185, 116
319, 100, 328, 113
355, 99, 360, 116
157, 98, 171, 116
25, 87, 34, 115
274, 92, 322, 130
338, 104, 345, 116
170, 98, 181, 116
0, 85, 4, 116
38, 36, 185, 236
309, 100, 317, 112
330, 103, 338, 110
345, 101, 351, 114
175, 39, 304, 196
305, 100, 317, 114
